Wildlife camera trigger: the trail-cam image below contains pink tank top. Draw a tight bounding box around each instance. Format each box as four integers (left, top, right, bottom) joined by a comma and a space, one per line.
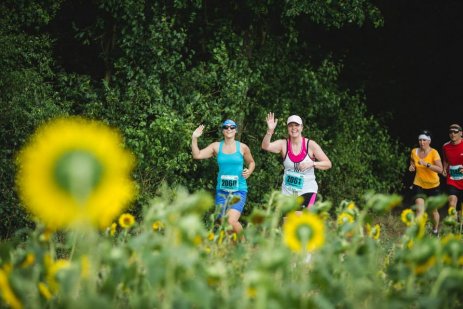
287, 138, 309, 163
282, 137, 318, 195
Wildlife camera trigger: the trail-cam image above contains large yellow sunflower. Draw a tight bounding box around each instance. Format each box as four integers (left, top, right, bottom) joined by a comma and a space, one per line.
415, 213, 428, 239
283, 211, 325, 253
448, 207, 457, 217
441, 234, 463, 266
0, 268, 22, 309
401, 209, 415, 226
365, 223, 381, 240
16, 117, 136, 229
371, 224, 381, 240
118, 213, 135, 229
337, 212, 354, 226
44, 255, 71, 293
414, 256, 436, 275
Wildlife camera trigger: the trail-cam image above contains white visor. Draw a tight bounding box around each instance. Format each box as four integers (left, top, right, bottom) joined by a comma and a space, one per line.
418, 134, 431, 141
287, 115, 303, 125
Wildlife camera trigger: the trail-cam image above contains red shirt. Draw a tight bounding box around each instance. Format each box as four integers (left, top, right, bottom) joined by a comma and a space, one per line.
443, 141, 463, 189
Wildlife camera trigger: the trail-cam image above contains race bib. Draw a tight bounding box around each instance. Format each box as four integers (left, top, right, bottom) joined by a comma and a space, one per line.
220, 175, 239, 191
449, 165, 463, 181
284, 171, 304, 191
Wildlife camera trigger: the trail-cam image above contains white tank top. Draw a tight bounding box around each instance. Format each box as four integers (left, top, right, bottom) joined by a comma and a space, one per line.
281, 138, 318, 195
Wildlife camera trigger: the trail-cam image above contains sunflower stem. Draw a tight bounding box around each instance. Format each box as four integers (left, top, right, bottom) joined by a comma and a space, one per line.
68, 231, 79, 261
459, 214, 462, 235
430, 268, 450, 297
49, 234, 56, 261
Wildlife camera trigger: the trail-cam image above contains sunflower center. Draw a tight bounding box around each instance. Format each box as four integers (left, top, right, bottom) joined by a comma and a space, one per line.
406, 213, 413, 222
53, 150, 103, 203
296, 225, 313, 246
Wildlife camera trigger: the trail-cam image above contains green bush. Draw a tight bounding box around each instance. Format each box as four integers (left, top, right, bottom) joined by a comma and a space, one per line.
0, 29, 70, 238
1, 0, 405, 236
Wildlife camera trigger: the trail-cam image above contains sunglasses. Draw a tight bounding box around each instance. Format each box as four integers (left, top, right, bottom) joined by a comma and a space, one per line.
449, 130, 461, 134
222, 125, 236, 130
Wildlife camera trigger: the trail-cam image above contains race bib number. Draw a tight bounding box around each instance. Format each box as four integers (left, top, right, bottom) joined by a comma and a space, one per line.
284, 171, 304, 191
220, 175, 239, 191
449, 165, 463, 181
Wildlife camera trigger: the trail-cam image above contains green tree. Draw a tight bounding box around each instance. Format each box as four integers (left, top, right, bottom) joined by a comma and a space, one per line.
0, 1, 70, 238
1, 0, 405, 237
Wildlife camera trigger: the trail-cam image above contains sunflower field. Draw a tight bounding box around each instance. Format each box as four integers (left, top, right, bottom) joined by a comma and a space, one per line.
2, 187, 463, 308
2, 117, 463, 309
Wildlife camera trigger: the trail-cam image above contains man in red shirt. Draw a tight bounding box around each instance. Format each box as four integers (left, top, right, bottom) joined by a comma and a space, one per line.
442, 124, 463, 216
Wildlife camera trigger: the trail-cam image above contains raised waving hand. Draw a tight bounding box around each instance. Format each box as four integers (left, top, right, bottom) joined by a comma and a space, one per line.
266, 112, 278, 131
192, 124, 205, 138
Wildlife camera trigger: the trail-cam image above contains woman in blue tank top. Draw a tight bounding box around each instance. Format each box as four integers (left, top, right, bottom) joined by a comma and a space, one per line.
192, 119, 255, 234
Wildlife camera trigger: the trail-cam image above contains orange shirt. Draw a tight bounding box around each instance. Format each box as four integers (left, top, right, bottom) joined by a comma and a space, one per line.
411, 148, 441, 189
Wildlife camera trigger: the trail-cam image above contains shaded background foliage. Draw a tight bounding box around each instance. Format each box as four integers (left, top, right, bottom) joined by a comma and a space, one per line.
0, 0, 406, 238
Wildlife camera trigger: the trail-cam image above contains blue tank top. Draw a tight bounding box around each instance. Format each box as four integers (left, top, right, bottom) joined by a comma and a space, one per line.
216, 141, 247, 192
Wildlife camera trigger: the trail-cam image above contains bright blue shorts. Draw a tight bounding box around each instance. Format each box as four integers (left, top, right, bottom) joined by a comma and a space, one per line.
215, 190, 247, 217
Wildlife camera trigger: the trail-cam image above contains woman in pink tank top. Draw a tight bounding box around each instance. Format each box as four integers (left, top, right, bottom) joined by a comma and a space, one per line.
261, 113, 332, 209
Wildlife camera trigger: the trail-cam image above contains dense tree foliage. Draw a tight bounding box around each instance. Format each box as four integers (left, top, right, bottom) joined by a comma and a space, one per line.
0, 0, 406, 238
